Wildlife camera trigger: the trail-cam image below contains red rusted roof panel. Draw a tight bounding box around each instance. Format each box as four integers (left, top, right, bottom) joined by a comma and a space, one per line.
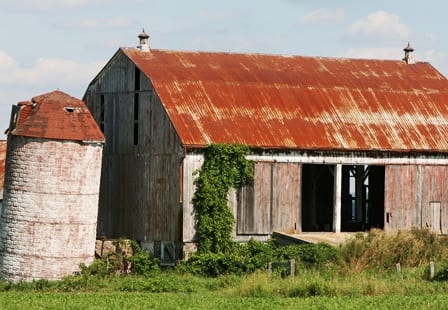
123, 48, 448, 152
11, 90, 105, 142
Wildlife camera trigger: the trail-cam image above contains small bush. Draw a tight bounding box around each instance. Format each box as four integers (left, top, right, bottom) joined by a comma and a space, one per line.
128, 240, 160, 275
433, 261, 448, 281
179, 252, 239, 277
277, 242, 339, 268
179, 239, 340, 276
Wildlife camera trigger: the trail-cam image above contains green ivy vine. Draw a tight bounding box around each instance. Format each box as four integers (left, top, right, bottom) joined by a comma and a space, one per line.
193, 144, 253, 254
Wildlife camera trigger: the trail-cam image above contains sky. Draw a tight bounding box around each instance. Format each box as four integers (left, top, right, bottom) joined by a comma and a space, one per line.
1, 0, 448, 139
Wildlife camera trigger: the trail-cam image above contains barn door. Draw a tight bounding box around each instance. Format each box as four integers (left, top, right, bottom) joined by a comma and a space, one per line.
237, 162, 271, 234
384, 165, 419, 230
237, 162, 301, 234
271, 163, 301, 233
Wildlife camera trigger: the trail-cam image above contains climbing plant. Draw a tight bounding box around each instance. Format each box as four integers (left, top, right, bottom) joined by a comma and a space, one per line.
193, 143, 253, 254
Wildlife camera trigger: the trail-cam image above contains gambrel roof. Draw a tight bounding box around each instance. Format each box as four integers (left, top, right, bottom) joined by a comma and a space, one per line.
121, 47, 448, 152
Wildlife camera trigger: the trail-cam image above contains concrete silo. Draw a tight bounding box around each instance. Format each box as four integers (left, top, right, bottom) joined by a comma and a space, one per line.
0, 90, 105, 281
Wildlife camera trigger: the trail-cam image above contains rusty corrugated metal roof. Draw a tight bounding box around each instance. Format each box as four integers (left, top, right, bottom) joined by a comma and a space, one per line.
10, 90, 105, 143
0, 140, 5, 196
123, 48, 448, 152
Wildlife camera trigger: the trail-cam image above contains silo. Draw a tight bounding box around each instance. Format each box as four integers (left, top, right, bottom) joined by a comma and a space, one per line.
0, 90, 105, 281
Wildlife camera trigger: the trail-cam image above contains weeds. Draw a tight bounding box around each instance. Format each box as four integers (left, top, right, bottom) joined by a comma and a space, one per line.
339, 228, 448, 272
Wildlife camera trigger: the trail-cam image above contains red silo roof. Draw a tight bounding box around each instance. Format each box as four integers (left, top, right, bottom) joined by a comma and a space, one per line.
121, 48, 448, 152
10, 90, 105, 143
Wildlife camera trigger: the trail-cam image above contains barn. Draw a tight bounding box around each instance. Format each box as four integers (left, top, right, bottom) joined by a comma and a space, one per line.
84, 31, 448, 261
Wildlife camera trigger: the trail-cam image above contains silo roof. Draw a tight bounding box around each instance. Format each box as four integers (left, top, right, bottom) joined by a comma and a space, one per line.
10, 90, 105, 143
122, 48, 448, 153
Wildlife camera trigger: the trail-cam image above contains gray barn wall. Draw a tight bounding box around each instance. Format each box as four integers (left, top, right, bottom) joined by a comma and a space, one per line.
84, 51, 183, 243
385, 165, 448, 233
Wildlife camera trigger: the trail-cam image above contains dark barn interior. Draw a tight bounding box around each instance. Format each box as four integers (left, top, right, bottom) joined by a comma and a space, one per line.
301, 164, 384, 232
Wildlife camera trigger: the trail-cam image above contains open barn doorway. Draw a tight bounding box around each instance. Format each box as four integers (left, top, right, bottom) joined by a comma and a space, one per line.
301, 164, 385, 232
341, 165, 385, 231
301, 164, 334, 231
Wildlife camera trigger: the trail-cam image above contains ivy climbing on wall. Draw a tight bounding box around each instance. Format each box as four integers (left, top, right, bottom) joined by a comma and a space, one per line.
193, 144, 253, 254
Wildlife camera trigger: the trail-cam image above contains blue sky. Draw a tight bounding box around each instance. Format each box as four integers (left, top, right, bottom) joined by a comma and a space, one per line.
1, 0, 447, 138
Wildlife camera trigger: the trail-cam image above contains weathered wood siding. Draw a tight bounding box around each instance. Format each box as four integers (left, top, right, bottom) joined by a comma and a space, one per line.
421, 166, 448, 233
234, 162, 300, 235
84, 51, 183, 242
272, 163, 301, 233
182, 159, 301, 242
385, 165, 448, 233
182, 154, 203, 243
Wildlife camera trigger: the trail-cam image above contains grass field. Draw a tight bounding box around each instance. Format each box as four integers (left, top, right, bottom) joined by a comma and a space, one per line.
1, 290, 448, 309
0, 268, 447, 309
2, 229, 448, 309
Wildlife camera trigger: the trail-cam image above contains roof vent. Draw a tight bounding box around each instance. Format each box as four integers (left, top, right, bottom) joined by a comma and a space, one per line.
137, 28, 150, 52
403, 42, 414, 64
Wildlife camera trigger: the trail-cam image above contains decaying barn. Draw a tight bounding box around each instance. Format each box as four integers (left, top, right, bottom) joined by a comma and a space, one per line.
84, 31, 448, 261
0, 90, 105, 281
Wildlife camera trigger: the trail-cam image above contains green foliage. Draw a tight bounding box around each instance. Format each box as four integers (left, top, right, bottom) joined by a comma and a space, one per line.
433, 261, 448, 281
193, 143, 253, 254
179, 239, 339, 276
276, 242, 340, 267
128, 241, 160, 276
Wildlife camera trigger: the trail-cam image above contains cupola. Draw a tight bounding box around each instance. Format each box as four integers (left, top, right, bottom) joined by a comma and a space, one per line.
403, 42, 414, 64
138, 28, 150, 52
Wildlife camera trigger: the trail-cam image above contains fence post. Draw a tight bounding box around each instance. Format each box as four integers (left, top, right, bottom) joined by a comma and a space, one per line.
289, 259, 295, 277
430, 261, 435, 279
268, 262, 272, 273
396, 263, 401, 274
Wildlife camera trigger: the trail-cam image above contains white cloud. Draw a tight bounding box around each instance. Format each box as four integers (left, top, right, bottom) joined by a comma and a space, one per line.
0, 50, 104, 87
0, 51, 17, 69
0, 50, 105, 137
6, 0, 88, 9
344, 47, 402, 60
299, 8, 345, 24
422, 50, 448, 76
348, 11, 411, 39
77, 17, 133, 29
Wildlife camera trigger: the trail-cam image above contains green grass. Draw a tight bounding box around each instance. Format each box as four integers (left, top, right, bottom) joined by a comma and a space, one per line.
1, 291, 448, 310
2, 229, 448, 309
1, 268, 448, 309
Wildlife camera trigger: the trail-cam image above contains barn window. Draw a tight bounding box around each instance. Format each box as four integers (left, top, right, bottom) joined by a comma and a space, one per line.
134, 67, 140, 145
134, 94, 139, 145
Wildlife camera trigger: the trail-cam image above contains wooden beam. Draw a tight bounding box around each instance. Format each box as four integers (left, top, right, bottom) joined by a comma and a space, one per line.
333, 164, 342, 233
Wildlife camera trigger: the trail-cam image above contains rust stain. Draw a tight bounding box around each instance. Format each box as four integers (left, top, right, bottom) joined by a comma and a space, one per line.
123, 48, 448, 152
